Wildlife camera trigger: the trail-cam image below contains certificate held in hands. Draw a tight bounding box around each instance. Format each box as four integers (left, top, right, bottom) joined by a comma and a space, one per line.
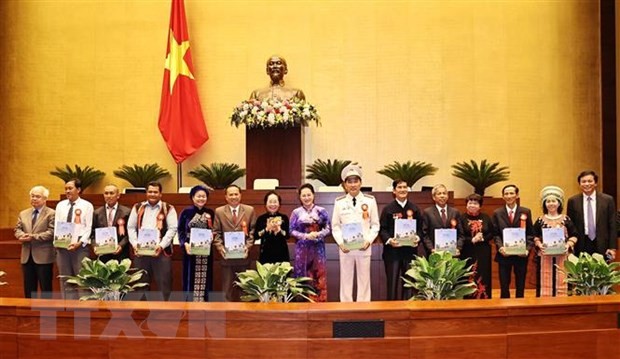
53, 222, 77, 249
94, 227, 118, 255
224, 231, 246, 259
542, 227, 565, 255
342, 222, 365, 250
434, 229, 457, 255
394, 219, 418, 247
137, 228, 159, 256
502, 228, 527, 255
190, 228, 213, 256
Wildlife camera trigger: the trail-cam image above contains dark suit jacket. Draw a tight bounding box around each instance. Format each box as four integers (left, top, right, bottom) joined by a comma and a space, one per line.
14, 206, 55, 264
491, 205, 534, 263
379, 200, 422, 261
567, 192, 617, 254
422, 205, 463, 254
213, 204, 257, 254
91, 204, 131, 258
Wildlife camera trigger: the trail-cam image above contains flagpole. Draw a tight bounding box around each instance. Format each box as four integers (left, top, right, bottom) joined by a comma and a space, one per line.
177, 163, 182, 191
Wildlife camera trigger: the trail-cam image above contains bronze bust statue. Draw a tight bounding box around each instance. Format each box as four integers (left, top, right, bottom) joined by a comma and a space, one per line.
250, 55, 305, 101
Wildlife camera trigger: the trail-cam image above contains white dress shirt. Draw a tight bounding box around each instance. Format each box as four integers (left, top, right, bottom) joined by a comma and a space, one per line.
54, 197, 94, 245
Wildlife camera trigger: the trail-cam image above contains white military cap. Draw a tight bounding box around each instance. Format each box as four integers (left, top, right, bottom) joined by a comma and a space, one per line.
341, 164, 362, 182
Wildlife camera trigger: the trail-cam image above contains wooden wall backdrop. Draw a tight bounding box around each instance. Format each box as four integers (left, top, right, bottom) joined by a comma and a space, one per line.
1, 191, 533, 301
0, 296, 619, 359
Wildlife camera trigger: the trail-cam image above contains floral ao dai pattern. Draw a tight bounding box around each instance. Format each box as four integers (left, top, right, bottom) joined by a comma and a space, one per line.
289, 205, 331, 302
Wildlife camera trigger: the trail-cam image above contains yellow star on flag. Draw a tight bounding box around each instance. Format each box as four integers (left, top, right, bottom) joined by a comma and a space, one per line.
164, 29, 194, 94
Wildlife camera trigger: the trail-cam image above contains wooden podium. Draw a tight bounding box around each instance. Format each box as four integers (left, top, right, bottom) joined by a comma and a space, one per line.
245, 126, 303, 189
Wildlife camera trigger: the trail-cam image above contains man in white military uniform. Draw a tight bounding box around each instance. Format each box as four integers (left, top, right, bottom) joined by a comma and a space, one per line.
331, 165, 380, 302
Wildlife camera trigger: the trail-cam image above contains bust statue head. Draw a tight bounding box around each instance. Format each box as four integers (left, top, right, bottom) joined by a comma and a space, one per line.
266, 55, 288, 86
250, 55, 305, 101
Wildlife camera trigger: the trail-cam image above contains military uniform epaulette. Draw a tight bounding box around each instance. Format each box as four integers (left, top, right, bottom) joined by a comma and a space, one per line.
363, 194, 375, 199
335, 195, 346, 201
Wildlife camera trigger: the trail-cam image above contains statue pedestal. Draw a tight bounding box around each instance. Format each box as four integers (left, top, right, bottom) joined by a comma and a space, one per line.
245, 126, 303, 189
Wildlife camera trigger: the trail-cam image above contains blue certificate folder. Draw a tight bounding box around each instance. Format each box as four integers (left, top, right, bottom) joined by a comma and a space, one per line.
394, 219, 418, 247
542, 227, 565, 255
137, 228, 158, 256
224, 231, 246, 259
502, 228, 527, 255
342, 222, 365, 250
53, 221, 76, 249
190, 228, 213, 256
94, 227, 118, 255
434, 229, 457, 255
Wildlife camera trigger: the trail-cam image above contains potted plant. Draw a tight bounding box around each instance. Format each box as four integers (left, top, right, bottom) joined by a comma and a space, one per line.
50, 164, 106, 191
64, 257, 147, 301
188, 163, 246, 189
306, 159, 355, 187
402, 251, 477, 300
377, 161, 437, 189
451, 159, 510, 196
235, 262, 316, 303
113, 163, 171, 189
557, 253, 620, 296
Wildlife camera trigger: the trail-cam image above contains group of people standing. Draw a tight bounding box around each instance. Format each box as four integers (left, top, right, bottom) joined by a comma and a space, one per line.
14, 169, 617, 302
13, 178, 333, 302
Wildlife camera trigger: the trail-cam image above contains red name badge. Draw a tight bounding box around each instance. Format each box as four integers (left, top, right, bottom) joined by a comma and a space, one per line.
361, 204, 369, 220
117, 218, 126, 236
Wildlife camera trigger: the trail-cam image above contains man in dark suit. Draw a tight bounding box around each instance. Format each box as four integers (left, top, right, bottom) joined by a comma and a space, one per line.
92, 184, 131, 262
14, 186, 55, 298
422, 184, 463, 257
212, 184, 257, 302
492, 184, 534, 298
567, 170, 617, 260
379, 179, 423, 300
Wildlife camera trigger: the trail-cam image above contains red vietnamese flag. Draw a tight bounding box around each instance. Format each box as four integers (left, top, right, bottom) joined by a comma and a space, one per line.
158, 0, 208, 163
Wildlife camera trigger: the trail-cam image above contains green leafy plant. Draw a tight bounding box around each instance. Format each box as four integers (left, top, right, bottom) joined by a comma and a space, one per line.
306, 159, 355, 186
451, 159, 510, 196
63, 258, 147, 301
377, 161, 438, 188
188, 163, 246, 189
235, 262, 316, 303
403, 251, 477, 300
49, 164, 106, 191
0, 270, 7, 286
557, 253, 620, 296
113, 163, 171, 188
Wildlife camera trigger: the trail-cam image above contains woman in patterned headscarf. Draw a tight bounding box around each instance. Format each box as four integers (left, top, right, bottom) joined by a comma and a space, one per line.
533, 185, 578, 297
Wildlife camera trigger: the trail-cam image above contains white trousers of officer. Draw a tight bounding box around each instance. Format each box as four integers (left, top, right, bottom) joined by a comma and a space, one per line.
339, 251, 371, 302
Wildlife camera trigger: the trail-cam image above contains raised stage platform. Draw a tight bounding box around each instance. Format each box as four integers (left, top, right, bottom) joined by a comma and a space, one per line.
0, 295, 619, 359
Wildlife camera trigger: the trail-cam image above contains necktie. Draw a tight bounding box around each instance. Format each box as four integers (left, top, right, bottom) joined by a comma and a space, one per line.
352, 197, 357, 207
32, 209, 39, 228
232, 208, 238, 223
508, 210, 514, 224
587, 196, 596, 240
440, 208, 447, 225
107, 206, 114, 226
66, 202, 74, 223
